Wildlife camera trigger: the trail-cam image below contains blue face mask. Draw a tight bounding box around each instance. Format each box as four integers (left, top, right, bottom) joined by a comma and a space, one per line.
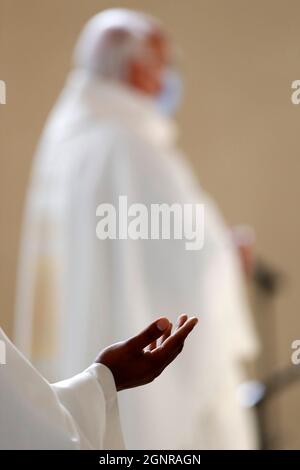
155, 67, 183, 117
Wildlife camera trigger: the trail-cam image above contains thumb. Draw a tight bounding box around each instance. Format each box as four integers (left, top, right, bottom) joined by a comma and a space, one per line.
128, 318, 170, 351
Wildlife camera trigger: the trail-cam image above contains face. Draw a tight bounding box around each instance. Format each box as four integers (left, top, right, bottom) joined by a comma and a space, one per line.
127, 31, 171, 96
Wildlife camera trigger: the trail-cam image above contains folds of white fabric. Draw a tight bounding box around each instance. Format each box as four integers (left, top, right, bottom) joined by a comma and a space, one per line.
0, 328, 124, 449
14, 70, 259, 449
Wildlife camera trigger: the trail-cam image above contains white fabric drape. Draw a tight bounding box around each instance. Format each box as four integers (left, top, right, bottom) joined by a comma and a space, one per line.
15, 70, 259, 449
0, 328, 124, 449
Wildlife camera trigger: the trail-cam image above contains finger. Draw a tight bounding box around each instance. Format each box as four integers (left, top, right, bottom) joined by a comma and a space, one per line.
169, 317, 198, 346
157, 317, 198, 359
175, 314, 188, 330
127, 317, 170, 351
163, 342, 184, 367
148, 339, 157, 351
152, 342, 184, 377
159, 322, 173, 346
149, 321, 172, 350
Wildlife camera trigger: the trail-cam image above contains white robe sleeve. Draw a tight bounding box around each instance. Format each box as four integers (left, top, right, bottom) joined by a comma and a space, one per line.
52, 364, 124, 449
0, 328, 124, 450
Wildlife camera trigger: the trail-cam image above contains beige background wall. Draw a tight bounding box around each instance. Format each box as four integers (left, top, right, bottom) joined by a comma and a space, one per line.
1, 0, 300, 447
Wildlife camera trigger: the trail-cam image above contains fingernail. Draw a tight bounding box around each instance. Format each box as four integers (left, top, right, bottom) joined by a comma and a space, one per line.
157, 318, 169, 331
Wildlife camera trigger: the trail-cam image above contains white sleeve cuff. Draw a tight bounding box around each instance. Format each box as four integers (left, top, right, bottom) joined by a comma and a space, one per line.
85, 363, 117, 408
85, 363, 125, 450
52, 363, 124, 449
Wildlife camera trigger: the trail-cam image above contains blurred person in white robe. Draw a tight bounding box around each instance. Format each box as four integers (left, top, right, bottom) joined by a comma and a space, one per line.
14, 9, 259, 449
1, 315, 197, 449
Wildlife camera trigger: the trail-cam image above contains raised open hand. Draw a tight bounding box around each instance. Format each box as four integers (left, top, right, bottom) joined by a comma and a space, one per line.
95, 314, 198, 391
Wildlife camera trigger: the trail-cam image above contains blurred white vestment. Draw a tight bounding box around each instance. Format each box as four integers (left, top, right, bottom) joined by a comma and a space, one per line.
15, 70, 259, 449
